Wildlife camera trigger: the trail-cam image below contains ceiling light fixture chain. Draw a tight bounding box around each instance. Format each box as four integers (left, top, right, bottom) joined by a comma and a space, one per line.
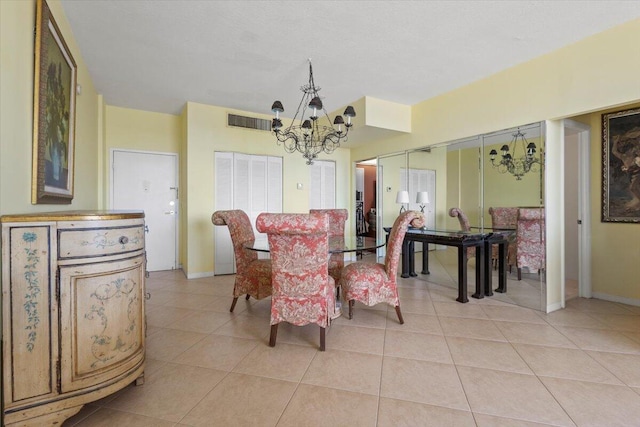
488, 128, 542, 180
271, 59, 355, 165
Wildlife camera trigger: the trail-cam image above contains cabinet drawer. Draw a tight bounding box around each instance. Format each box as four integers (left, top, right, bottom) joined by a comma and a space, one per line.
58, 224, 144, 259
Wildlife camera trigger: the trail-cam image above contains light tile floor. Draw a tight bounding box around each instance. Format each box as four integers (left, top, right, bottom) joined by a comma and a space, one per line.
64, 258, 640, 426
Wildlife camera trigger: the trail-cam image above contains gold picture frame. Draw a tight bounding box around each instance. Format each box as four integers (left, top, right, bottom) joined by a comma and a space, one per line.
601, 107, 640, 223
32, 0, 77, 204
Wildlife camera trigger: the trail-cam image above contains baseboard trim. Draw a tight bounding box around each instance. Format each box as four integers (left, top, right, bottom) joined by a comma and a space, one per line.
546, 302, 563, 313
186, 271, 214, 279
591, 292, 640, 307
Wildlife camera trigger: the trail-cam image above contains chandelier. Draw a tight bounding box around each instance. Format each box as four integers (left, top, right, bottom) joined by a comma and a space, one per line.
488, 129, 541, 180
270, 61, 355, 165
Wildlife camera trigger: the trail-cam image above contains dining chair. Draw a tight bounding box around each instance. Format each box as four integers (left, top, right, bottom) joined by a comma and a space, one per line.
515, 207, 546, 280
256, 212, 336, 351
212, 210, 272, 312
310, 209, 348, 284
488, 207, 518, 270
340, 210, 424, 323
448, 207, 475, 260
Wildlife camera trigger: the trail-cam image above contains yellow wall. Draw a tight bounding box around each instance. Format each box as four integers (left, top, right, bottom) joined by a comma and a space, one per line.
0, 0, 100, 215
587, 103, 640, 300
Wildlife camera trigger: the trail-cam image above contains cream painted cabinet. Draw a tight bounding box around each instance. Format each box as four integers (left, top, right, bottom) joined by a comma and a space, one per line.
1, 211, 146, 426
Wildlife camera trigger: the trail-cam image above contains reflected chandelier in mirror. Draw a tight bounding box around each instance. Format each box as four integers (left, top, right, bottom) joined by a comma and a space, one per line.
489, 129, 541, 180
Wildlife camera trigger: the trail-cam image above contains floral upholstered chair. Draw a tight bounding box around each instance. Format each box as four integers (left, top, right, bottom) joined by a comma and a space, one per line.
448, 207, 475, 260
488, 207, 518, 270
515, 207, 546, 280
310, 208, 348, 284
339, 210, 424, 324
212, 210, 272, 312
256, 212, 336, 351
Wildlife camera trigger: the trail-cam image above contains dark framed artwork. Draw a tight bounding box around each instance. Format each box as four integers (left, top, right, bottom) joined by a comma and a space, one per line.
602, 107, 640, 223
32, 0, 77, 204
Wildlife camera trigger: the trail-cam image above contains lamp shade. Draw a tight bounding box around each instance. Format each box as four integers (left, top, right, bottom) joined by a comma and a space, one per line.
416, 191, 429, 204
395, 190, 410, 204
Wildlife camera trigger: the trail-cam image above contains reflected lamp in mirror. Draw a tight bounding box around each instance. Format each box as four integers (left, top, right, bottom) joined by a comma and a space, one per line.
416, 191, 430, 213
488, 129, 541, 180
396, 190, 409, 214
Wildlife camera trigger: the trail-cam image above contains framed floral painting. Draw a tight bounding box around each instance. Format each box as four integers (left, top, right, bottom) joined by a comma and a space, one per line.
32, 0, 77, 204
601, 107, 640, 223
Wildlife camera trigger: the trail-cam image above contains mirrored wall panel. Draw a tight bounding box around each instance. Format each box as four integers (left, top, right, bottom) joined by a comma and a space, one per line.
374, 122, 546, 310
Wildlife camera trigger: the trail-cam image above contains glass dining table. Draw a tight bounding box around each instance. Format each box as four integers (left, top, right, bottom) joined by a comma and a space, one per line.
244, 235, 386, 254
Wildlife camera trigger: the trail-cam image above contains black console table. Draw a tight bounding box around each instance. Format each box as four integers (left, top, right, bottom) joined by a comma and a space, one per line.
385, 227, 512, 303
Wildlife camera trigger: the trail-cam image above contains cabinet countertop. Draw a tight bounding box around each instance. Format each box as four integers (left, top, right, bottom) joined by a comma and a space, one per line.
1, 210, 144, 223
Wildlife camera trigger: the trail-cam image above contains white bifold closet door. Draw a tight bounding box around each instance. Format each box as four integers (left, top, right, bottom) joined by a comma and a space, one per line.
309, 160, 336, 209
214, 152, 282, 275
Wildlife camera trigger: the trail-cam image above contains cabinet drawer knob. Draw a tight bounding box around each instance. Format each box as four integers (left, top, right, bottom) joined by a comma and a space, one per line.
119, 236, 129, 245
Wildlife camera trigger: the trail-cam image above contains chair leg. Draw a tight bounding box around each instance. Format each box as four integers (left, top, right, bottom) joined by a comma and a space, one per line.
517, 268, 522, 281
348, 300, 354, 319
395, 305, 404, 324
269, 324, 278, 347
229, 297, 239, 312
245, 294, 251, 300
319, 327, 325, 351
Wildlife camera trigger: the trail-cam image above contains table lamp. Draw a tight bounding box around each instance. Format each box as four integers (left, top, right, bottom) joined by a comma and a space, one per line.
416, 191, 429, 213
396, 190, 409, 214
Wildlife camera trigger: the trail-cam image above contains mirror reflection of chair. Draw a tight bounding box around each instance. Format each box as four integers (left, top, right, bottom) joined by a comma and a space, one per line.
448, 207, 475, 260
310, 209, 348, 285
256, 213, 336, 351
515, 207, 546, 280
488, 207, 518, 270
212, 210, 273, 312
340, 210, 424, 323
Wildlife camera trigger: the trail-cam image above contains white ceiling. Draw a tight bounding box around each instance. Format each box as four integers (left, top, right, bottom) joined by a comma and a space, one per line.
61, 0, 640, 121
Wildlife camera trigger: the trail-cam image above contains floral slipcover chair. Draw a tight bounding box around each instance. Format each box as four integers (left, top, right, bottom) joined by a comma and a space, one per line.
448, 207, 475, 260
256, 212, 336, 351
488, 207, 518, 270
515, 207, 546, 280
339, 210, 424, 324
212, 210, 272, 312
310, 208, 348, 284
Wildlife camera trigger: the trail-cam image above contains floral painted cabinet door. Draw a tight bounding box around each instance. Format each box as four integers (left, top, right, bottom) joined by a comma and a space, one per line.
59, 254, 145, 392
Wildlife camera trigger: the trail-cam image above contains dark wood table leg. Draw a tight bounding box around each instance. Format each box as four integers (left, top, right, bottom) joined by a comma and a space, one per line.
456, 247, 469, 303
495, 242, 508, 293
421, 244, 430, 274
484, 240, 493, 296
401, 238, 411, 278
472, 244, 484, 299
409, 241, 417, 277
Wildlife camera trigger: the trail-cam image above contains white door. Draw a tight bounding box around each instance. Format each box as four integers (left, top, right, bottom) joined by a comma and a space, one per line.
309, 160, 336, 209
214, 152, 282, 275
112, 150, 178, 271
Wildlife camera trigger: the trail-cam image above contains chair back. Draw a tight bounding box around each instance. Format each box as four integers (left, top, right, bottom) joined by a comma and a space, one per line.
212, 210, 258, 272
516, 208, 546, 271
448, 207, 471, 231
385, 211, 425, 279
488, 207, 518, 230
310, 209, 348, 237
256, 213, 333, 327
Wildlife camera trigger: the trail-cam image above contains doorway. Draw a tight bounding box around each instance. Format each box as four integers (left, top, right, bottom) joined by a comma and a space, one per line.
355, 160, 378, 238
563, 120, 592, 302
111, 149, 179, 272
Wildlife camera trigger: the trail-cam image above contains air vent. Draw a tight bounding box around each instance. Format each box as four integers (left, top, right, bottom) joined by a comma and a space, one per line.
227, 114, 271, 131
